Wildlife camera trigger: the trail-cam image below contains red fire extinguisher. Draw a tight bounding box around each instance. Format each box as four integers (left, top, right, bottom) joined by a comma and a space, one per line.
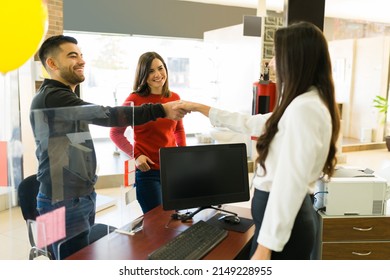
252, 61, 276, 115
252, 80, 276, 115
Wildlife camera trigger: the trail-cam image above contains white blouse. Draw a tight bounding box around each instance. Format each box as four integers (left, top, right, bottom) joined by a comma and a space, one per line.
209, 87, 332, 251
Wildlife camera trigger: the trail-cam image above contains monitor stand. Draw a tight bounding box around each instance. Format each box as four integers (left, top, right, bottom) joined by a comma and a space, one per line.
180, 205, 238, 222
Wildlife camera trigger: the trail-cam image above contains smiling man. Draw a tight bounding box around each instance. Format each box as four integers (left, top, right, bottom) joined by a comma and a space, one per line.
29, 35, 186, 259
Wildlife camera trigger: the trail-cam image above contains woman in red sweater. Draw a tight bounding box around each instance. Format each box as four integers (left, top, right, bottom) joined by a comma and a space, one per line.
110, 52, 186, 213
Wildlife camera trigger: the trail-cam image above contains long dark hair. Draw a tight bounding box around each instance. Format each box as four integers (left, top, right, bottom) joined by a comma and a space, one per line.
133, 51, 171, 97
256, 22, 340, 177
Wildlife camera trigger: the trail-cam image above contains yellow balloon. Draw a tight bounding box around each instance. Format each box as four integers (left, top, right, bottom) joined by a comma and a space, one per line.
0, 0, 48, 74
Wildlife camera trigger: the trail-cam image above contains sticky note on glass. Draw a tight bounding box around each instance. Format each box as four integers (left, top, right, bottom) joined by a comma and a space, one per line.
36, 206, 66, 248
124, 158, 135, 186
0, 141, 8, 186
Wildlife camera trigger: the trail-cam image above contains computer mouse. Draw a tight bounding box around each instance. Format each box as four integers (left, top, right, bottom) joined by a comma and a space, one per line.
218, 215, 240, 225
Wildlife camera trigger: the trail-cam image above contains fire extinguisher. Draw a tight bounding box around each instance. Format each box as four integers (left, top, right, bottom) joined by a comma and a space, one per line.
252, 61, 276, 115
252, 80, 276, 115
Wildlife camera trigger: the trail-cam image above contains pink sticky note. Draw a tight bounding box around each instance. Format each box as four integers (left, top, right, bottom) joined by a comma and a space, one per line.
36, 206, 66, 248
0, 141, 8, 186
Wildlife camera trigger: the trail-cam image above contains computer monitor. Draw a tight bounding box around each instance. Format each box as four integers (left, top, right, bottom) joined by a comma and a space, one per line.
159, 143, 250, 221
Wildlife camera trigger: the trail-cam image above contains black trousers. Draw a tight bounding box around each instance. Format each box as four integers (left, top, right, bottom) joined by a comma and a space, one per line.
250, 189, 316, 260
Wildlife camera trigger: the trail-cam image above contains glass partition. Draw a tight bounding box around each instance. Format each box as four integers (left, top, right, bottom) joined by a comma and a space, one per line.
29, 103, 138, 259
0, 70, 22, 200
0, 70, 25, 260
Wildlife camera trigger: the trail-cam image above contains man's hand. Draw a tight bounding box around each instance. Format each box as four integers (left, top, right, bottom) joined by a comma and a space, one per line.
173, 100, 211, 117
162, 100, 188, 120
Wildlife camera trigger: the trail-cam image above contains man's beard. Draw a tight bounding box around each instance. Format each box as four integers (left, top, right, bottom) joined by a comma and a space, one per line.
60, 70, 85, 85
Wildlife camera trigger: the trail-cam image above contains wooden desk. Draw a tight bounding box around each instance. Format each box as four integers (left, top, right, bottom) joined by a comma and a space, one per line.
66, 205, 254, 260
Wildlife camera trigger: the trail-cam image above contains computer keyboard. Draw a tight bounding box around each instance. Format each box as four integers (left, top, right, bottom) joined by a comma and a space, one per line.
148, 220, 228, 260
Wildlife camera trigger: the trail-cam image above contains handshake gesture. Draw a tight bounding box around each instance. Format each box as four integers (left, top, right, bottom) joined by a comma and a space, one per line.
162, 100, 210, 120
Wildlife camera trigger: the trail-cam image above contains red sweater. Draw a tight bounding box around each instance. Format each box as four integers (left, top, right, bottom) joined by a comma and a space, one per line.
110, 92, 186, 170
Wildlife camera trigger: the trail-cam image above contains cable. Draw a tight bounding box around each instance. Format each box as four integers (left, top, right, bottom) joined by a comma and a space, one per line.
313, 191, 328, 196
316, 207, 326, 213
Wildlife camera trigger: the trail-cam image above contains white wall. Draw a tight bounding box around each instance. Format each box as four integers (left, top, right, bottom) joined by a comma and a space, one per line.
350, 36, 390, 141
328, 39, 354, 137
19, 59, 38, 177
329, 36, 390, 142
204, 24, 261, 114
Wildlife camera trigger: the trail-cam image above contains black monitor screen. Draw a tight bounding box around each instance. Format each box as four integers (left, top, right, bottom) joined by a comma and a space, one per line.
159, 143, 250, 212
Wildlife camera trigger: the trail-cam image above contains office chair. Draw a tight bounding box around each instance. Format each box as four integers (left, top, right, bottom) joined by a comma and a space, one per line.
17, 174, 116, 260
17, 174, 53, 260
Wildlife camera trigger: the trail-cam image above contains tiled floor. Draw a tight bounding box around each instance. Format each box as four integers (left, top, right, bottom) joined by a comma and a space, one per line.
1, 146, 389, 260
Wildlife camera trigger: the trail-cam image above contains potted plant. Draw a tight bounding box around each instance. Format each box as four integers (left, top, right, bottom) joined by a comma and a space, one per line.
373, 95, 390, 151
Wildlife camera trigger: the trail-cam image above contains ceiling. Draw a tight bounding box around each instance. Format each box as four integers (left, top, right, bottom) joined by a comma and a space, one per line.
180, 0, 390, 24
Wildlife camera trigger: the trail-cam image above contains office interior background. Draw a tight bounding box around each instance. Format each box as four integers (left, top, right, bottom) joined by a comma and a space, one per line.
1, 0, 390, 259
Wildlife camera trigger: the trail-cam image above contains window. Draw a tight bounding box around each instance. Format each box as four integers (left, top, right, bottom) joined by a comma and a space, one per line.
64, 31, 218, 138
64, 29, 260, 142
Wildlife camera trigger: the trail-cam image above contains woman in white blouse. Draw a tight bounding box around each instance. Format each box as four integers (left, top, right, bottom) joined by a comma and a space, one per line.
177, 21, 340, 260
